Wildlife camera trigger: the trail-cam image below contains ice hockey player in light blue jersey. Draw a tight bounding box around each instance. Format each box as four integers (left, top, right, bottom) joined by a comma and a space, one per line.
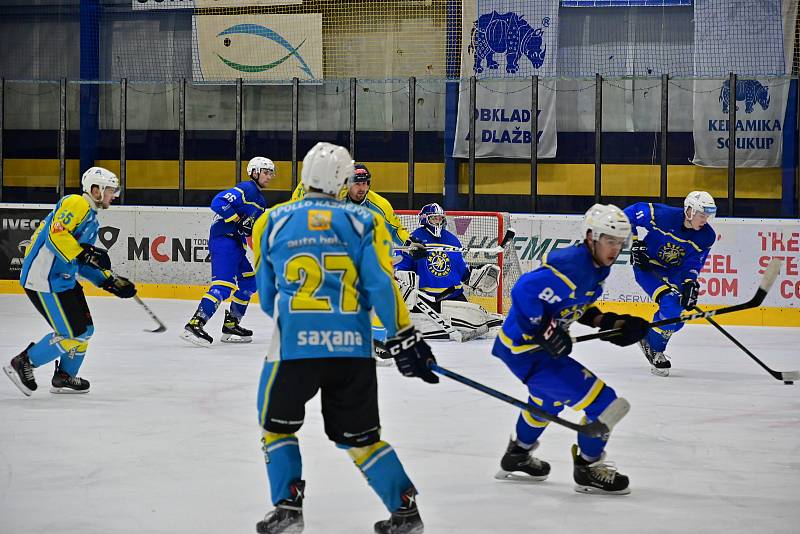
252, 142, 438, 534
492, 204, 649, 495
180, 156, 273, 347
623, 191, 717, 376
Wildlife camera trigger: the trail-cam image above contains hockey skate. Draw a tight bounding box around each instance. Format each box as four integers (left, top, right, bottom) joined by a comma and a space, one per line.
50, 360, 90, 394
571, 444, 630, 495
220, 310, 252, 343
638, 339, 670, 377
180, 314, 213, 347
3, 342, 37, 396
374, 487, 424, 534
256, 480, 305, 534
494, 439, 550, 482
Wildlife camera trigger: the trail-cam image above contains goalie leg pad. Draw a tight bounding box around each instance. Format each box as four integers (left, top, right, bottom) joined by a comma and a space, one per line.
442, 300, 497, 339
394, 270, 419, 311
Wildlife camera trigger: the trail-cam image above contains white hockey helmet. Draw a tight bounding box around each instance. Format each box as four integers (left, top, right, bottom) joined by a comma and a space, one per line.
582, 203, 631, 242
81, 166, 120, 199
301, 142, 354, 196
684, 191, 717, 219
247, 156, 275, 178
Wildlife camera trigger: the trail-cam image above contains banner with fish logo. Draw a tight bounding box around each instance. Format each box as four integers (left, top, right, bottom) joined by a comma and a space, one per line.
192, 13, 322, 81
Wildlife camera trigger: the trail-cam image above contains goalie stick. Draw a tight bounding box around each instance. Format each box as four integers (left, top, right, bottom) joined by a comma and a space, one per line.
429, 363, 630, 438
395, 228, 517, 255
659, 277, 799, 383
574, 258, 783, 346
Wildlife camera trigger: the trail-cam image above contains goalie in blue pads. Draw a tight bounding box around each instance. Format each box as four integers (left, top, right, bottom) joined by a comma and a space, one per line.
393, 203, 503, 341
491, 204, 649, 495
252, 142, 438, 534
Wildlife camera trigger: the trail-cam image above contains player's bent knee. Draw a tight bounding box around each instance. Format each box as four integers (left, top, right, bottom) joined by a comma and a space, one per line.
238, 277, 257, 296
343, 439, 390, 462
262, 419, 303, 435
208, 285, 233, 302
583, 384, 617, 420
332, 426, 382, 448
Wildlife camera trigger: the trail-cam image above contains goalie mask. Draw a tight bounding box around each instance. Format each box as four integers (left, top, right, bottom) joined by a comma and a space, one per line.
419, 203, 447, 238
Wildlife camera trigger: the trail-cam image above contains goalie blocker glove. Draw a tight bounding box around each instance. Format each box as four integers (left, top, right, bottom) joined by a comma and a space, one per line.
101, 275, 137, 299
404, 235, 427, 261
680, 279, 700, 310
76, 244, 111, 270
387, 326, 439, 384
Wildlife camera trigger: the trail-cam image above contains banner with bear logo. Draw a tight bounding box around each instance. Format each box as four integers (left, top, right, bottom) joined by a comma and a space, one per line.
453, 0, 559, 159
691, 77, 790, 167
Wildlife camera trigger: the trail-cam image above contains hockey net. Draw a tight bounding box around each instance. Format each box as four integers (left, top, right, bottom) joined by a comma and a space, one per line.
396, 211, 524, 315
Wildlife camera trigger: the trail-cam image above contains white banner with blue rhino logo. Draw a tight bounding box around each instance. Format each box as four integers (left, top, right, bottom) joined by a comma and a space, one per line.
454, 1, 559, 159
691, 78, 790, 168
192, 13, 322, 81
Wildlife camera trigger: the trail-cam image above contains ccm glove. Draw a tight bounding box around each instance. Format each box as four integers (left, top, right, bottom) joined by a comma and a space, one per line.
388, 326, 439, 384
533, 318, 572, 358
238, 215, 256, 237
629, 239, 651, 271
76, 244, 111, 270
101, 275, 137, 299
680, 279, 700, 310
404, 235, 428, 261
597, 312, 649, 347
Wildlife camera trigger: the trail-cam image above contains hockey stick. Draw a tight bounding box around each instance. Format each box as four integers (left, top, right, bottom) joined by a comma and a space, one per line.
395, 228, 517, 255
658, 278, 798, 383
132, 294, 167, 333
86, 256, 167, 333
575, 258, 783, 345
429, 363, 630, 438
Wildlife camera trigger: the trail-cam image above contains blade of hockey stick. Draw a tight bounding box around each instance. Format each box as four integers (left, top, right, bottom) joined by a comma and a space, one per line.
499, 227, 516, 247
576, 258, 783, 345
429, 363, 627, 438
656, 276, 797, 382
135, 295, 167, 333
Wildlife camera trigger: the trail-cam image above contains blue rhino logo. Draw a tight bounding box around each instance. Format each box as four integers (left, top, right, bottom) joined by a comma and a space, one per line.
719, 79, 770, 114
469, 11, 546, 74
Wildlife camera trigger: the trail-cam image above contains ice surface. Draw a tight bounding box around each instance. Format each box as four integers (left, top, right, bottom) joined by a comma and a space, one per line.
0, 295, 798, 534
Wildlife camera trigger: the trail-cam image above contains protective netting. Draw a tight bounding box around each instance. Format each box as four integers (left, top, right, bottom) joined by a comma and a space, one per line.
396, 210, 524, 314
0, 1, 795, 81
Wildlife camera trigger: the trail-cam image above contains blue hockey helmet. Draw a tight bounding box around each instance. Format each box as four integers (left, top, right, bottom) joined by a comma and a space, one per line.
419, 203, 446, 237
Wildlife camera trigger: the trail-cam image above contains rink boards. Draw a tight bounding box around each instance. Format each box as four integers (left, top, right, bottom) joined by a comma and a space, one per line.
1, 204, 798, 326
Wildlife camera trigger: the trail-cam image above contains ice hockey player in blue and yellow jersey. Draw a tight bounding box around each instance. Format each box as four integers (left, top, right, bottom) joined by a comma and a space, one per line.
3, 167, 137, 396
492, 204, 649, 495
623, 191, 717, 376
180, 156, 273, 347
252, 142, 438, 534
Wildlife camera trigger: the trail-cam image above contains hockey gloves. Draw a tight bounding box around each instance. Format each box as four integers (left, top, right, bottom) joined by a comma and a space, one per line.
101, 275, 137, 299
680, 279, 700, 310
387, 326, 439, 384
404, 235, 428, 261
534, 318, 572, 358
238, 215, 256, 237
597, 312, 649, 347
76, 244, 111, 270
629, 239, 651, 271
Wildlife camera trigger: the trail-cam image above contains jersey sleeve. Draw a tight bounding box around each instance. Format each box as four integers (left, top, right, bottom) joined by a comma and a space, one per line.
393, 251, 415, 272
680, 229, 715, 280
290, 182, 306, 201
253, 211, 277, 317
369, 192, 410, 245
211, 187, 245, 223
511, 268, 573, 336
77, 263, 112, 286
45, 195, 92, 263
623, 202, 654, 236
360, 214, 411, 337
